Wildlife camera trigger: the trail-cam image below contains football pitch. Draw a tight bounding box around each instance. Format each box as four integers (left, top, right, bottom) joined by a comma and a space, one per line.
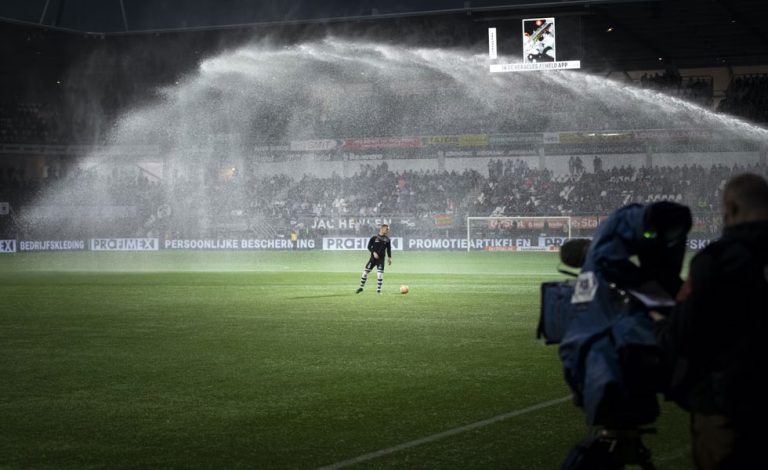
0, 251, 690, 469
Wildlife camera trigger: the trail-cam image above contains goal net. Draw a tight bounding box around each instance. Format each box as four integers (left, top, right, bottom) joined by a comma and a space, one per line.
466, 216, 572, 252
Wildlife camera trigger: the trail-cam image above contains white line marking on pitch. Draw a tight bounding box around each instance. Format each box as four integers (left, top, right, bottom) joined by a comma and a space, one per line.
317, 395, 572, 469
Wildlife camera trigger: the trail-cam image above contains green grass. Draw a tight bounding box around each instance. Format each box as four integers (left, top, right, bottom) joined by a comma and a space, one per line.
0, 251, 690, 469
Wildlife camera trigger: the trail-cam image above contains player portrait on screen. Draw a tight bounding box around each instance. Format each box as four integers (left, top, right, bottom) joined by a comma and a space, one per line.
523, 18, 556, 63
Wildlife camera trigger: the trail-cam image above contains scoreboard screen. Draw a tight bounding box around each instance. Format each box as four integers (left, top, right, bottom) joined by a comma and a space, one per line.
489, 18, 580, 73
522, 18, 556, 63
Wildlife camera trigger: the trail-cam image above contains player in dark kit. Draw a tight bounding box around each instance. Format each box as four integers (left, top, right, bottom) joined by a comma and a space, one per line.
356, 224, 392, 294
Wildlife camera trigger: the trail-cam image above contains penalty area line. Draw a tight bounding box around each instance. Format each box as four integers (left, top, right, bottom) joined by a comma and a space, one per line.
317, 395, 572, 469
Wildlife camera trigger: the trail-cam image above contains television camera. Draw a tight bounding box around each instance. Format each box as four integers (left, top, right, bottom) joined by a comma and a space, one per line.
537, 202, 692, 469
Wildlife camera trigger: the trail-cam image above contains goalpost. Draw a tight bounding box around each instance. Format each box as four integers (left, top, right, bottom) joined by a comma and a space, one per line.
466, 216, 572, 252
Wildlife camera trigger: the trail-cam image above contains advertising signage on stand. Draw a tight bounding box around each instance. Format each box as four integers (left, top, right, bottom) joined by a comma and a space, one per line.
342, 137, 421, 150
262, 129, 736, 157
0, 235, 717, 253
163, 239, 316, 250
19, 240, 86, 251
322, 237, 403, 251
407, 238, 535, 250
421, 134, 488, 147
90, 238, 159, 251
489, 134, 544, 145
289, 139, 344, 152
0, 240, 16, 253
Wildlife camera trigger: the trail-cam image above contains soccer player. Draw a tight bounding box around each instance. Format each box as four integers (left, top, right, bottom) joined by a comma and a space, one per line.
356, 224, 392, 294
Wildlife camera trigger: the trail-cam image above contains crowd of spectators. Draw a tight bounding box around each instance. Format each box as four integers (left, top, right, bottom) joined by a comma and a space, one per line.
0, 97, 119, 146
3, 158, 765, 240
0, 164, 163, 239
0, 102, 59, 144
13, 70, 768, 157
473, 160, 756, 227
717, 74, 768, 124
14, 70, 768, 156
0, 70, 722, 149
638, 69, 713, 107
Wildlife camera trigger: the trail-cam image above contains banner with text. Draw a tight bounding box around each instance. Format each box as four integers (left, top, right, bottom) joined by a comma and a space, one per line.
538, 237, 568, 247
489, 133, 543, 145
307, 217, 395, 231
19, 240, 86, 251
421, 134, 488, 148
90, 238, 159, 251
407, 238, 534, 250
322, 237, 403, 251
487, 218, 570, 231
0, 239, 16, 253
163, 239, 315, 250
289, 139, 344, 152
570, 216, 601, 230
687, 238, 713, 251
342, 137, 421, 150
433, 214, 455, 228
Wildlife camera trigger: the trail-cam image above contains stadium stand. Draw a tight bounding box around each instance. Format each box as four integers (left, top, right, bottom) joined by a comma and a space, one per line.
0, 102, 58, 144
4, 157, 765, 240
718, 74, 768, 123
639, 70, 714, 108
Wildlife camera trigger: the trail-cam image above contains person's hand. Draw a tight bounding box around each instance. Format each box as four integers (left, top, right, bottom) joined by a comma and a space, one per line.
388, 258, 392, 266
373, 252, 379, 260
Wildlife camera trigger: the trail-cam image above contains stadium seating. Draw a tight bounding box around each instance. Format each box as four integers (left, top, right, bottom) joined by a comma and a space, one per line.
4, 158, 765, 240
718, 74, 768, 123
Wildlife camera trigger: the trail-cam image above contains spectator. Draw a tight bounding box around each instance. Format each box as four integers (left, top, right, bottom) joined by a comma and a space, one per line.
718, 74, 768, 123
4, 158, 765, 240
593, 155, 603, 173
650, 173, 768, 469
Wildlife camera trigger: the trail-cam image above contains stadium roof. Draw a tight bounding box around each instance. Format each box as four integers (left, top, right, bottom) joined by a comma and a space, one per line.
0, 1, 665, 34
1, 0, 768, 70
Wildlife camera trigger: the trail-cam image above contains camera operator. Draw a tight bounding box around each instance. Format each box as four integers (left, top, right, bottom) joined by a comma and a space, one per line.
649, 173, 768, 469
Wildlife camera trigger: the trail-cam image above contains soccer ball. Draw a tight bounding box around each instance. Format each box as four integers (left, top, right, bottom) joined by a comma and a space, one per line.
400, 285, 409, 294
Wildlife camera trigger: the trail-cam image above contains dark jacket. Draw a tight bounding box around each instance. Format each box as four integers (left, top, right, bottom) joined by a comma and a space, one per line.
367, 235, 391, 259
655, 220, 768, 421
